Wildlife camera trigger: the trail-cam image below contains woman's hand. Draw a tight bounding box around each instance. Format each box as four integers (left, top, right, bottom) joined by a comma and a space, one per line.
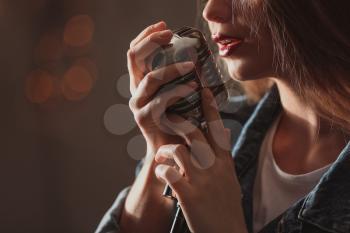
120, 21, 199, 233
154, 88, 248, 233
127, 21, 198, 159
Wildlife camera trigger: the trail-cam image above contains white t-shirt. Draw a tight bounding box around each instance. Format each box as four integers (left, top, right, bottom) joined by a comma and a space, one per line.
253, 113, 332, 233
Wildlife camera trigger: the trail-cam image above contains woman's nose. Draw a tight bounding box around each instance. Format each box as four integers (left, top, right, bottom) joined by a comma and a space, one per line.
202, 0, 232, 24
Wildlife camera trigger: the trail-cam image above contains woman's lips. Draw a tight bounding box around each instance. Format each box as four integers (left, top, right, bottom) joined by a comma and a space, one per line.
211, 33, 244, 57
217, 40, 243, 57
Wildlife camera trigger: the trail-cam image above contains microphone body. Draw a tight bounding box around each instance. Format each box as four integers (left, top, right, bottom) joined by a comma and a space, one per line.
147, 26, 228, 233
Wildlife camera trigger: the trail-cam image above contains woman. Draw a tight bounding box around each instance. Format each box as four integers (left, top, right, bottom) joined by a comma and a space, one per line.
96, 0, 350, 232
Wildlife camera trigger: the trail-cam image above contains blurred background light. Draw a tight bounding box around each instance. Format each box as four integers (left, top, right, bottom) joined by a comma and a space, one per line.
25, 69, 54, 104
34, 30, 63, 64
116, 73, 131, 99
103, 104, 136, 135
127, 134, 147, 160
63, 14, 95, 48
62, 65, 93, 101
74, 57, 98, 83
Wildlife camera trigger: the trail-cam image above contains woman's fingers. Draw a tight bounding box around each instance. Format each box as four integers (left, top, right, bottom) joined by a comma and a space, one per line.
129, 61, 195, 109
127, 21, 170, 94
154, 164, 191, 199
131, 81, 198, 132
201, 88, 231, 156
129, 21, 167, 48
132, 29, 173, 73
155, 144, 195, 178
164, 114, 216, 170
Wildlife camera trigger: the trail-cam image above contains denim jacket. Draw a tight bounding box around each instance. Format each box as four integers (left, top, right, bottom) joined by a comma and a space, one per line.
96, 85, 350, 233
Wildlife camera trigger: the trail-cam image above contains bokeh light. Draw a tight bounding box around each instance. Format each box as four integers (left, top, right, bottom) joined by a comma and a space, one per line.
74, 57, 98, 83
127, 134, 147, 160
63, 14, 95, 48
116, 73, 131, 98
25, 69, 54, 104
65, 66, 92, 93
62, 65, 94, 101
103, 104, 136, 135
34, 30, 63, 64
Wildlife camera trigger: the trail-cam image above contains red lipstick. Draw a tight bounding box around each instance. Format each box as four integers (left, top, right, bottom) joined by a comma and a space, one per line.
212, 33, 243, 57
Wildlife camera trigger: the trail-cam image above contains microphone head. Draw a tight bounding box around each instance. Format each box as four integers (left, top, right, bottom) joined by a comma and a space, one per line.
148, 26, 228, 128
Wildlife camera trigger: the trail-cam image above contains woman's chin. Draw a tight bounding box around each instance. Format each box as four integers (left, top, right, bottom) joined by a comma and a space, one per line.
223, 60, 257, 81
223, 56, 275, 82
227, 65, 275, 82
228, 70, 261, 82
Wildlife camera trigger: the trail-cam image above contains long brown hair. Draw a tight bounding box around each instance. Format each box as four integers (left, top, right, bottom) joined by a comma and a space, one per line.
197, 0, 350, 133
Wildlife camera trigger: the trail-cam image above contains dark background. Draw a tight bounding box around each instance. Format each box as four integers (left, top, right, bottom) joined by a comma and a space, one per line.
0, 1, 197, 232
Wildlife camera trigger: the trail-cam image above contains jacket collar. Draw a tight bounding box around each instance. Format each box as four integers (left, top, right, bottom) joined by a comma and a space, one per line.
232, 84, 350, 233
232, 84, 282, 233
298, 141, 350, 233
232, 84, 281, 178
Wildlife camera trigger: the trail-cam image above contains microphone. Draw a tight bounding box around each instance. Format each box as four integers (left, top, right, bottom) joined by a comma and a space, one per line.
147, 26, 228, 233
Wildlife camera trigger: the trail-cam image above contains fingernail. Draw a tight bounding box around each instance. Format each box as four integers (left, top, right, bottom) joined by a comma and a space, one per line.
154, 153, 161, 163
155, 21, 166, 27
155, 165, 182, 183
181, 61, 194, 70
155, 164, 163, 177
159, 30, 172, 39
